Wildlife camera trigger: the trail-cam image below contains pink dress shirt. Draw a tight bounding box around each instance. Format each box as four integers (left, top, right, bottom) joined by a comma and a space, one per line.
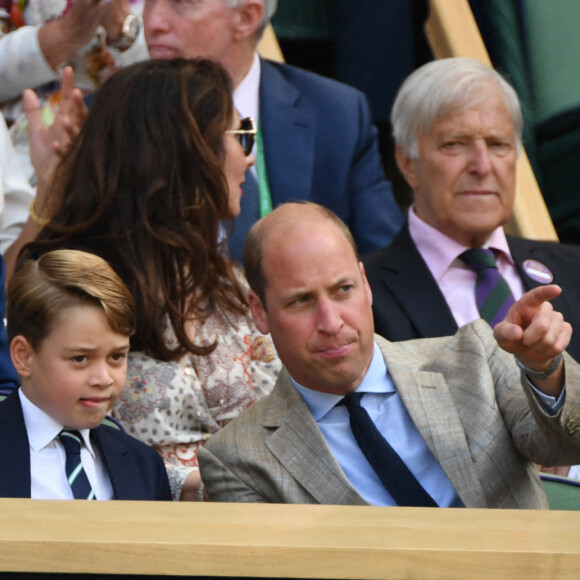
408, 208, 526, 328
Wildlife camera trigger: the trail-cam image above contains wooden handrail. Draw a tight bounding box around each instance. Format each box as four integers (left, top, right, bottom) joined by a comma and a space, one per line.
425, 0, 558, 241
1, 499, 580, 579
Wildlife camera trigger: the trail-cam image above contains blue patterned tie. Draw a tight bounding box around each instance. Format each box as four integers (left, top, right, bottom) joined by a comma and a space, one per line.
58, 430, 95, 500
342, 393, 438, 507
228, 170, 260, 264
460, 248, 516, 327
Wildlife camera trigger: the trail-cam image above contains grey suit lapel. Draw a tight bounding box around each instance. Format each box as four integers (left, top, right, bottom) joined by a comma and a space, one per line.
376, 336, 487, 507
263, 369, 368, 505
262, 338, 489, 507
259, 59, 316, 206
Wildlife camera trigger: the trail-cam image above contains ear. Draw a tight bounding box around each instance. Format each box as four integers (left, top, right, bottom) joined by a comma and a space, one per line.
10, 335, 34, 378
395, 144, 420, 190
232, 0, 263, 41
248, 289, 270, 335
359, 262, 373, 306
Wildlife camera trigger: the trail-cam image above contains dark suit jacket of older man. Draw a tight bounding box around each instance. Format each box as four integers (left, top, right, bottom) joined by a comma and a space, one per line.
362, 223, 580, 361
199, 323, 580, 507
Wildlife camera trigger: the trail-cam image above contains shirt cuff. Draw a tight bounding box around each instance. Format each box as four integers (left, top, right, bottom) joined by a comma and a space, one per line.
527, 377, 566, 415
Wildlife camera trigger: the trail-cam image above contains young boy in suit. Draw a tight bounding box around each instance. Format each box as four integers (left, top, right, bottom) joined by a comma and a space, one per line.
1, 249, 172, 500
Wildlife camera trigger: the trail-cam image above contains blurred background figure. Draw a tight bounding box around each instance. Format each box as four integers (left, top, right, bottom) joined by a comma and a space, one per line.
0, 112, 33, 396
0, 113, 33, 253
0, 0, 148, 183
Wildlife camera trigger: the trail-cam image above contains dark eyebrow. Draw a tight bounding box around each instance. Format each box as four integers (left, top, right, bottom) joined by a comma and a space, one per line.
61, 347, 97, 354
279, 290, 313, 305
332, 276, 357, 288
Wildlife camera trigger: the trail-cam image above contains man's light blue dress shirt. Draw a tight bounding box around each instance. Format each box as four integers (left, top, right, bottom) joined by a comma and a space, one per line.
294, 343, 463, 507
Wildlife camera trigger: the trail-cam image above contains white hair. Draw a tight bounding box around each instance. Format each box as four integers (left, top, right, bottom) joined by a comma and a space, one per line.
391, 57, 523, 158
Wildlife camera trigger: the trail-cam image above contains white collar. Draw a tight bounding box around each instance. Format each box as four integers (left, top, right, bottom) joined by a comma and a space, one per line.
18, 389, 96, 457
233, 51, 261, 125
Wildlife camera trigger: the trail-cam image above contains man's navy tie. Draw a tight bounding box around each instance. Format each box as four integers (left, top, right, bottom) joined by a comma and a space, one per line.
58, 430, 95, 500
228, 170, 260, 264
459, 248, 516, 327
342, 392, 437, 507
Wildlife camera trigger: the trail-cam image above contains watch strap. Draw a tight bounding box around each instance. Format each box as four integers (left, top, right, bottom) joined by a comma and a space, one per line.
107, 14, 141, 52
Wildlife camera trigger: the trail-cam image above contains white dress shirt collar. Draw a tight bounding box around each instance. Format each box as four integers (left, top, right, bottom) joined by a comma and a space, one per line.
233, 51, 261, 125
19, 388, 95, 458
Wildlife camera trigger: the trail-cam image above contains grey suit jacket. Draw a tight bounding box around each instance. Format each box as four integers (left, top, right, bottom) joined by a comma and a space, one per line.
199, 321, 580, 508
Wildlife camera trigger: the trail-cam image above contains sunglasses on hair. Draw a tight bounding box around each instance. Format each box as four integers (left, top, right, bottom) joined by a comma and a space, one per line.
226, 117, 256, 156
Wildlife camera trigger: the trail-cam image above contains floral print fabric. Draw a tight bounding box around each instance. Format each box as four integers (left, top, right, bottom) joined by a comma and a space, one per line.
114, 290, 280, 499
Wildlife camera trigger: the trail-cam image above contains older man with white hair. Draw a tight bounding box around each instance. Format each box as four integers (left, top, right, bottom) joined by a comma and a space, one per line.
364, 58, 580, 363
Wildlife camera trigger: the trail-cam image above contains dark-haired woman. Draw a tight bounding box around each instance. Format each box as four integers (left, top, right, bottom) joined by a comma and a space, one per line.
20, 58, 280, 500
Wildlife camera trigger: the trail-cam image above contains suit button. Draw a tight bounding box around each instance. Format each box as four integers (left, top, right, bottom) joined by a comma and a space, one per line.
564, 416, 580, 438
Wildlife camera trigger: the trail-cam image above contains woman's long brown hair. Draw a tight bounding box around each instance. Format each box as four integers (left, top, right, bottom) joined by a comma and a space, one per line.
22, 59, 247, 361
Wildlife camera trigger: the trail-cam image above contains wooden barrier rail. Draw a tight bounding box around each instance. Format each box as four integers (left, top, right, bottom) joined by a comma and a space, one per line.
1, 499, 580, 579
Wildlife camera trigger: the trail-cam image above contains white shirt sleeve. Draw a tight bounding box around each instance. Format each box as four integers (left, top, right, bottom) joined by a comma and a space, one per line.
0, 26, 57, 103
0, 115, 34, 252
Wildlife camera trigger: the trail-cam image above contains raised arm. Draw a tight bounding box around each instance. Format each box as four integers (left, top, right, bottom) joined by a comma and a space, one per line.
494, 285, 571, 397
36, 0, 109, 73
3, 66, 86, 281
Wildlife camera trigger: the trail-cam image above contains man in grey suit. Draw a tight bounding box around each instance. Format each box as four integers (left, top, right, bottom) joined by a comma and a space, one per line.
198, 202, 580, 508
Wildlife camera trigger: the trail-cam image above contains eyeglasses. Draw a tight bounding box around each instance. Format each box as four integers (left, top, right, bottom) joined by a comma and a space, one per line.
225, 117, 256, 156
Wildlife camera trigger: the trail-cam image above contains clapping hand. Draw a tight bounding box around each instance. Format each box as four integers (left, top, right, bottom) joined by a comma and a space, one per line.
24, 66, 87, 213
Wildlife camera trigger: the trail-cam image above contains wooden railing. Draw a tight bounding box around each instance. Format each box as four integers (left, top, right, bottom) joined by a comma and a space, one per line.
1, 499, 580, 579
425, 0, 558, 241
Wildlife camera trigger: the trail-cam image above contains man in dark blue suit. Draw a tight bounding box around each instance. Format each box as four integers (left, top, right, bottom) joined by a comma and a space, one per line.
143, 0, 403, 259
363, 58, 580, 364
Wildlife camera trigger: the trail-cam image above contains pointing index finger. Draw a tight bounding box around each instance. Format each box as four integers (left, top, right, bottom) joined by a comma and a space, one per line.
517, 284, 562, 310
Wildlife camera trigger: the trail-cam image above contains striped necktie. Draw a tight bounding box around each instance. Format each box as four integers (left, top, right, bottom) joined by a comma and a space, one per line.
58, 430, 95, 500
459, 248, 515, 327
342, 392, 438, 507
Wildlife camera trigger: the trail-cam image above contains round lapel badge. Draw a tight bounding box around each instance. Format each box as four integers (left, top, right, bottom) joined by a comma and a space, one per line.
522, 259, 553, 284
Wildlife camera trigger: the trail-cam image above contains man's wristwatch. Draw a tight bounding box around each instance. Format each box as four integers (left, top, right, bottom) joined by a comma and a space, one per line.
514, 353, 564, 380
107, 14, 141, 52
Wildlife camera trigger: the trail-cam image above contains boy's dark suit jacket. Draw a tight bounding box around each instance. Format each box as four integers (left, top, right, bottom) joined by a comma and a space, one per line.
363, 223, 580, 362
0, 390, 172, 500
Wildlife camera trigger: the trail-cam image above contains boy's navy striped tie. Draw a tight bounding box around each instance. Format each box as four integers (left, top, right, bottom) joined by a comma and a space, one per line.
58, 430, 95, 500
